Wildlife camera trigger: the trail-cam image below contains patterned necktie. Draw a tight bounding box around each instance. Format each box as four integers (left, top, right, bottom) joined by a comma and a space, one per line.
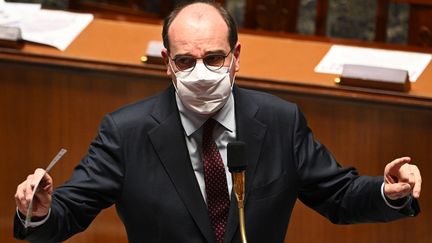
202, 119, 230, 243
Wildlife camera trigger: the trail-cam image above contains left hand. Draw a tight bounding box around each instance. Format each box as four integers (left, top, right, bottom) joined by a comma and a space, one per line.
383, 157, 421, 200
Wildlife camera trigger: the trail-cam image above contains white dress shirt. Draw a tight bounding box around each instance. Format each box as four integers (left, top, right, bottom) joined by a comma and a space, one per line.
175, 92, 237, 203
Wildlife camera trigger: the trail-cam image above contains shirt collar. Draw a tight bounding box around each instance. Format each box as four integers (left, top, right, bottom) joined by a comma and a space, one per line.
176, 92, 235, 136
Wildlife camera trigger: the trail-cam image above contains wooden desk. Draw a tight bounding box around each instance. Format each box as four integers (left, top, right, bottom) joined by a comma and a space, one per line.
1, 18, 431, 243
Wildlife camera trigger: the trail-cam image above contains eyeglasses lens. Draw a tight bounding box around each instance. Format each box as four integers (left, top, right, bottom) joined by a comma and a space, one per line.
203, 55, 225, 70
175, 56, 196, 71
173, 52, 229, 71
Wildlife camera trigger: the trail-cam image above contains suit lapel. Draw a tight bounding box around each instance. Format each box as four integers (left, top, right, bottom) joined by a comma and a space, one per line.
148, 87, 216, 243
224, 86, 267, 242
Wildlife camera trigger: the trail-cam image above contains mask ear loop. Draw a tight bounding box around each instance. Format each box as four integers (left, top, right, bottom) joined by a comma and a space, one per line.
167, 59, 182, 95
168, 58, 177, 74
226, 51, 235, 73
227, 52, 236, 90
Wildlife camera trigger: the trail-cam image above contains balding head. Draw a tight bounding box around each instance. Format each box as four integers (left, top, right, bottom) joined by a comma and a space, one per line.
162, 1, 238, 52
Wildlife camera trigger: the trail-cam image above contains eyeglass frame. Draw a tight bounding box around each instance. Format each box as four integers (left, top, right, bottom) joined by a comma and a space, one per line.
168, 46, 235, 72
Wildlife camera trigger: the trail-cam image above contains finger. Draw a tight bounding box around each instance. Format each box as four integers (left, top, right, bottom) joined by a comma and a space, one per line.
384, 183, 412, 200
388, 157, 411, 171
412, 168, 422, 198
15, 183, 26, 206
25, 175, 35, 202
33, 168, 47, 185
38, 173, 54, 195
24, 169, 45, 202
407, 169, 416, 187
30, 168, 49, 194
40, 172, 53, 187
15, 182, 29, 214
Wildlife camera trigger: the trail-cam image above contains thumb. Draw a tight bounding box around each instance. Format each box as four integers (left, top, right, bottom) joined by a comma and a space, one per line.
384, 182, 412, 200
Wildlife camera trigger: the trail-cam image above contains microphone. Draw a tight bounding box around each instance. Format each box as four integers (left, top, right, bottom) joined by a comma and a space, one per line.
227, 141, 248, 243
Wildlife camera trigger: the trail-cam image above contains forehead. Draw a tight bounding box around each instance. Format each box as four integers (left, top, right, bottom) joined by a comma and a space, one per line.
168, 3, 230, 55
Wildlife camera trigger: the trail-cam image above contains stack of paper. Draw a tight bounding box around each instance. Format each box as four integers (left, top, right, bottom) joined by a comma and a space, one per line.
0, 1, 93, 51
315, 45, 432, 82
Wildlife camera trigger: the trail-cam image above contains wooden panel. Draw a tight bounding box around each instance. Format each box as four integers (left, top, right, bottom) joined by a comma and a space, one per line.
274, 91, 431, 243
0, 60, 170, 243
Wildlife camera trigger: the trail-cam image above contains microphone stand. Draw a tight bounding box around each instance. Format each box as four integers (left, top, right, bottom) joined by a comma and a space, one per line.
232, 171, 247, 243
228, 141, 248, 243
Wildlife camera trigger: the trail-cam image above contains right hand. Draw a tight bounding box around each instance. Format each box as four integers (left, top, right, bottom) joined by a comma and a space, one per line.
15, 168, 53, 218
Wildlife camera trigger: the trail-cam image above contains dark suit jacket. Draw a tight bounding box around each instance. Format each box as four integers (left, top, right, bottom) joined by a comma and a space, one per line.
15, 85, 419, 243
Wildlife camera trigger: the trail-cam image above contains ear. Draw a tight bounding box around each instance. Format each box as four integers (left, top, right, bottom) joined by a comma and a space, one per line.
233, 43, 241, 73
161, 48, 172, 76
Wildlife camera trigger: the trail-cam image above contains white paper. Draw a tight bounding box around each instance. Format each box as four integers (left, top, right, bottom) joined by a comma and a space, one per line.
315, 45, 432, 82
1, 2, 93, 51
146, 40, 164, 57
19, 9, 93, 51
0, 1, 41, 25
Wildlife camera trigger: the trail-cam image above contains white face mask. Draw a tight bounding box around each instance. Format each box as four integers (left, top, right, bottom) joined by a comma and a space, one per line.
170, 55, 234, 115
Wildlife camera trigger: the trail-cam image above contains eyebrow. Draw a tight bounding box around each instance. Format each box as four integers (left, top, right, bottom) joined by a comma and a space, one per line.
172, 49, 229, 58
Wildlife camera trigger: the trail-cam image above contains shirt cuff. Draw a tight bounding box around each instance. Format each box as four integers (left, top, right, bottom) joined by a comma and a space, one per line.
16, 207, 51, 228
380, 182, 412, 210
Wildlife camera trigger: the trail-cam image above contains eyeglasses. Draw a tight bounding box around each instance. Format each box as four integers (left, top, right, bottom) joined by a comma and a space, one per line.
170, 47, 234, 72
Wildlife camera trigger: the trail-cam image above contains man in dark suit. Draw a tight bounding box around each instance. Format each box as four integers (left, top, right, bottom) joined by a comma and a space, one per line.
14, 1, 421, 243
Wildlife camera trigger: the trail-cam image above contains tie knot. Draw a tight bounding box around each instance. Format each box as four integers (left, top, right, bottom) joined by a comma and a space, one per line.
203, 119, 217, 137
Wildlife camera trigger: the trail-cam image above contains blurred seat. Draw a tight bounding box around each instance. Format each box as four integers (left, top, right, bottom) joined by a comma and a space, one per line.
243, 0, 301, 32
242, 0, 432, 48
242, 0, 329, 35
68, 0, 173, 22
69, 0, 227, 23
376, 0, 432, 47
